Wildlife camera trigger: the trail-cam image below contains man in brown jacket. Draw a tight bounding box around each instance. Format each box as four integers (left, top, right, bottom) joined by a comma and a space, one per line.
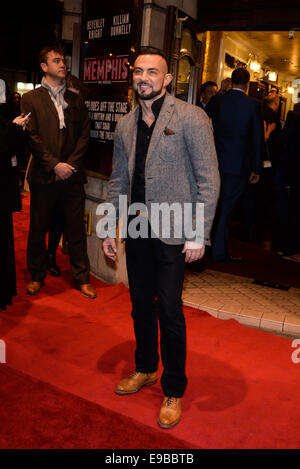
21, 46, 96, 299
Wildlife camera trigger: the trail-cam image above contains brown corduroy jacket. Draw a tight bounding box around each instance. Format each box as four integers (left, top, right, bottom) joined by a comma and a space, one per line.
21, 86, 90, 185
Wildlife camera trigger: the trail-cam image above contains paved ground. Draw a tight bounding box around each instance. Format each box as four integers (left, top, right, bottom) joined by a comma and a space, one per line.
183, 269, 300, 337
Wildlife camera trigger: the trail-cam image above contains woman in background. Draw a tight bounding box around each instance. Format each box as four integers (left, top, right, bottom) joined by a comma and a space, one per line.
0, 77, 28, 309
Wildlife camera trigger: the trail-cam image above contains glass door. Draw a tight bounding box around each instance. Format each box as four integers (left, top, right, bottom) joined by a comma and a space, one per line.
164, 8, 202, 104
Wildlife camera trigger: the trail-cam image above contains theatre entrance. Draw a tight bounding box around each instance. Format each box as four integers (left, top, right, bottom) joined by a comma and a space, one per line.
163, 5, 300, 288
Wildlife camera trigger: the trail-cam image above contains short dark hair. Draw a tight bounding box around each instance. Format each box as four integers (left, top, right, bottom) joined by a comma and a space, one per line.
200, 81, 218, 94
39, 46, 65, 65
135, 48, 168, 68
231, 68, 250, 86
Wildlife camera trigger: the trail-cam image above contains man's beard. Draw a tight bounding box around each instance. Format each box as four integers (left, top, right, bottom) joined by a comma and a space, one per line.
134, 83, 163, 100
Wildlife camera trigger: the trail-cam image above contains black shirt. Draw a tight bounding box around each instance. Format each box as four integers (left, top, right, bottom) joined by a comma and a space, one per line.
131, 93, 166, 204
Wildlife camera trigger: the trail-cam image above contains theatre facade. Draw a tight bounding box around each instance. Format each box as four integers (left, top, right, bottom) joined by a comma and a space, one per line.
77, 0, 300, 284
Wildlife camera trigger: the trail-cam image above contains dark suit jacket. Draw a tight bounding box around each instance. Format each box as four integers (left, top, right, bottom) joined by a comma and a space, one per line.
198, 102, 208, 114
0, 105, 22, 213
21, 86, 90, 184
207, 89, 264, 176
280, 110, 300, 185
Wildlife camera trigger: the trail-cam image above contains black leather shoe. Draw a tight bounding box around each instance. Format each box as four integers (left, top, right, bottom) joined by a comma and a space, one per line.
226, 255, 244, 263
47, 253, 61, 277
225, 255, 245, 264
214, 255, 244, 263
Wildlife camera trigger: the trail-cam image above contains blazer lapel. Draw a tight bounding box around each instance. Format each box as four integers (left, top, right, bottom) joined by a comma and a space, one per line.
146, 94, 175, 164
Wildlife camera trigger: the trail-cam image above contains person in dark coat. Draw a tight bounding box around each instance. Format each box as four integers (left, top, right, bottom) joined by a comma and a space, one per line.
198, 81, 217, 112
10, 91, 31, 188
207, 68, 264, 262
0, 77, 29, 310
277, 105, 300, 261
46, 73, 87, 278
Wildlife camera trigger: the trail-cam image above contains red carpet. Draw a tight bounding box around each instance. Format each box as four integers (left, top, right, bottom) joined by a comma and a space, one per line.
0, 365, 193, 449
1, 193, 300, 449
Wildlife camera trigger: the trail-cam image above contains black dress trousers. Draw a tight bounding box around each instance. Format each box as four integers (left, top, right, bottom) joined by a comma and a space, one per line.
212, 173, 247, 260
125, 232, 187, 398
27, 181, 90, 284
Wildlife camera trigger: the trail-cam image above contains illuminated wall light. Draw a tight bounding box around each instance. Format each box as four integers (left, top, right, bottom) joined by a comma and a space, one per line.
288, 86, 295, 94
292, 78, 300, 103
268, 72, 277, 82
17, 82, 34, 91
250, 60, 261, 73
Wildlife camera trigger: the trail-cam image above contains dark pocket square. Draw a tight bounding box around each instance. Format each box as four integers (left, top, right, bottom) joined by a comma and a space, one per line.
163, 127, 176, 136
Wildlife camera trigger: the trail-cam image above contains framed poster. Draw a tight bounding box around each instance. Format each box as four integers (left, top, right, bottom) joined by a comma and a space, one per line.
80, 0, 143, 178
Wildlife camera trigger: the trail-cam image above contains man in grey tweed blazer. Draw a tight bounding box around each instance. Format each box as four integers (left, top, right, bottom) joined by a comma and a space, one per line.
102, 49, 220, 428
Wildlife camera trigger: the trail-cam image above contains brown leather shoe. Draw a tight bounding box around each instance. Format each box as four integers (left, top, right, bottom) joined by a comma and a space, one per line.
115, 371, 157, 395
77, 283, 97, 299
26, 281, 43, 296
158, 397, 182, 429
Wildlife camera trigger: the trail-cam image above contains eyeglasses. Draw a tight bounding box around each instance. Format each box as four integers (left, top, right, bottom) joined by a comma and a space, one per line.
52, 58, 66, 65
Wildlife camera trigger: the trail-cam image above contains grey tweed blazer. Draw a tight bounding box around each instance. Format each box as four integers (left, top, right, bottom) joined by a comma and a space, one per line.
104, 93, 220, 245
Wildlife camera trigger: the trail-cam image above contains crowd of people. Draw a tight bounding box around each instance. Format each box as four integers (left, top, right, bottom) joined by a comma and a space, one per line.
199, 72, 300, 264
1, 46, 97, 312
1, 46, 299, 429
